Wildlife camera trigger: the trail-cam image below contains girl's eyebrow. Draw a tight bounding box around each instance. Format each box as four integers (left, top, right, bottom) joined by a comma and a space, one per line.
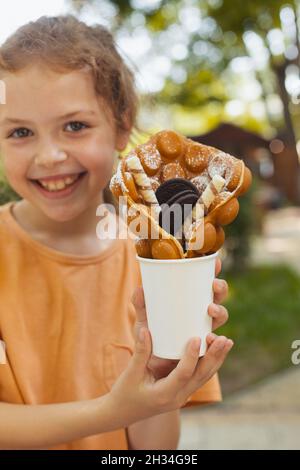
1, 117, 30, 125
1, 110, 96, 126
60, 110, 97, 120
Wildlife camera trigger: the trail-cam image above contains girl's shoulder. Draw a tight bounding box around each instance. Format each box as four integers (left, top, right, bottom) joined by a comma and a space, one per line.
0, 202, 22, 273
0, 202, 34, 257
0, 202, 19, 247
0, 202, 15, 233
0, 201, 13, 213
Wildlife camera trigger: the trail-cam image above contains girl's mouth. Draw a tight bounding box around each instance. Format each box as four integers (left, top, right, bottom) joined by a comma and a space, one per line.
29, 171, 87, 200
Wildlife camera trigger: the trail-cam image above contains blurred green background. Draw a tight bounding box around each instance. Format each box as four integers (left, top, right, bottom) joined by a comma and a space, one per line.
2, 0, 300, 395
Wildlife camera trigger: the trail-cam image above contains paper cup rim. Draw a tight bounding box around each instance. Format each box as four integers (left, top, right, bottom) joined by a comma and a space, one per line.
137, 250, 219, 265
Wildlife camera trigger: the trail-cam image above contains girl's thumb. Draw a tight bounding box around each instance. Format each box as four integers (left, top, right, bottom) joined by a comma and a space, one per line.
131, 327, 152, 372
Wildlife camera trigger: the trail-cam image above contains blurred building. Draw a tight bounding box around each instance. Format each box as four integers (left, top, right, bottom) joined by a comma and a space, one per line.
190, 123, 299, 205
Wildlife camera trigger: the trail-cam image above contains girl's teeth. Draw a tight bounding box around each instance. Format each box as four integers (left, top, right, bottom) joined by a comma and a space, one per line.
39, 175, 79, 191
65, 177, 74, 184
56, 180, 66, 190
49, 182, 58, 191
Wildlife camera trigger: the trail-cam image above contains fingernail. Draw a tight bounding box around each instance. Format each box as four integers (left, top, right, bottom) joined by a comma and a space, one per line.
208, 333, 217, 341
191, 338, 200, 355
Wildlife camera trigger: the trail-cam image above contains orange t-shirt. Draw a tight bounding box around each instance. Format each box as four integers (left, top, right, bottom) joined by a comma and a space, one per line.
0, 201, 221, 450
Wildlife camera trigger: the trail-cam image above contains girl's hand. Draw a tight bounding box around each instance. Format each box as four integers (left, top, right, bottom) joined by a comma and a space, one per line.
108, 327, 233, 428
132, 257, 229, 380
208, 257, 229, 330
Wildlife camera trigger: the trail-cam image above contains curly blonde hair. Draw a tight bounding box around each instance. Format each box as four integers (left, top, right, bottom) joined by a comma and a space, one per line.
0, 15, 138, 133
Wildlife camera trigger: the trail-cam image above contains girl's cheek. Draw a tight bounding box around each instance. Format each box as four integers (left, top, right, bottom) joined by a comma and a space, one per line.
3, 153, 29, 185
5, 166, 23, 188
90, 156, 114, 187
2, 156, 15, 181
80, 141, 115, 173
3, 170, 27, 199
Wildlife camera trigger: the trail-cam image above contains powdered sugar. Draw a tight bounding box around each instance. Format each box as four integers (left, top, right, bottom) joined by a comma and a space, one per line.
190, 172, 211, 195
138, 143, 162, 175
149, 177, 160, 192
208, 152, 234, 185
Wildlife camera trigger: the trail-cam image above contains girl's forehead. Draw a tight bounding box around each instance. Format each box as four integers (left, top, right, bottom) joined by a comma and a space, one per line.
4, 64, 95, 95
1, 65, 110, 121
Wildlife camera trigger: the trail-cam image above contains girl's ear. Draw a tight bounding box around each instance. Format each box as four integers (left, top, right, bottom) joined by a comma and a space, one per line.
116, 127, 131, 152
115, 109, 133, 151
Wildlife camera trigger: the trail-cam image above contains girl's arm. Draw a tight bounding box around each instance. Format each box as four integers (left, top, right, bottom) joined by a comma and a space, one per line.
0, 395, 115, 449
0, 328, 232, 449
126, 410, 180, 450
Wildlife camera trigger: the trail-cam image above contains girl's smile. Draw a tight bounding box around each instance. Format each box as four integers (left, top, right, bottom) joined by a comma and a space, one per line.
29, 171, 88, 200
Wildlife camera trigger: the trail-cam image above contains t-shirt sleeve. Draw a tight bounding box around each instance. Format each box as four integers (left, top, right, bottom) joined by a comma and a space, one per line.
183, 373, 222, 408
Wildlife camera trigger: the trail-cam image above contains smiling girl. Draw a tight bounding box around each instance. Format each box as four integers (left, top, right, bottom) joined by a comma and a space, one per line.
0, 15, 232, 450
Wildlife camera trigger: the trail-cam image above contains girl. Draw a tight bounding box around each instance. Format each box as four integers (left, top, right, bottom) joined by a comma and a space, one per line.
0, 15, 232, 450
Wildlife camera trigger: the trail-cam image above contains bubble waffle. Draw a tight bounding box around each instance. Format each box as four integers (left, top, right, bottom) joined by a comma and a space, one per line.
110, 130, 252, 259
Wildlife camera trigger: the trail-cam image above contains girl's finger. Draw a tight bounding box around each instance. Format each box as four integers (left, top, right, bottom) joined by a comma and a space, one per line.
208, 303, 229, 330
206, 332, 217, 346
195, 336, 233, 380
128, 327, 152, 377
132, 286, 147, 323
183, 336, 233, 398
215, 257, 222, 276
213, 278, 228, 304
155, 337, 201, 396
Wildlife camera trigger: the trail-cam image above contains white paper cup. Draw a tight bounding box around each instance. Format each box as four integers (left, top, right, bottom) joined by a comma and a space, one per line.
137, 252, 218, 359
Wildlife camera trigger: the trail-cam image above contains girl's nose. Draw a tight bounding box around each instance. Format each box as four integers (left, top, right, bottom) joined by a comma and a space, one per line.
35, 147, 68, 168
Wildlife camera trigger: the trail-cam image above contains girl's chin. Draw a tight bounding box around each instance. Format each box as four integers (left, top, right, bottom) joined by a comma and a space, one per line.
32, 192, 104, 223
37, 204, 86, 222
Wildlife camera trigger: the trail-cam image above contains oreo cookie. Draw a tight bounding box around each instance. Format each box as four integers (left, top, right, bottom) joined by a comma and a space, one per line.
156, 178, 199, 205
155, 178, 199, 236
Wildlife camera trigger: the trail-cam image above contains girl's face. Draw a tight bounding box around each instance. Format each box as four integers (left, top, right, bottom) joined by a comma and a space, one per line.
0, 65, 129, 221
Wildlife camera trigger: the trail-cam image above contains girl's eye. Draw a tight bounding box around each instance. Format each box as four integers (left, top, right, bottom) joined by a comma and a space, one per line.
65, 121, 88, 132
9, 128, 33, 139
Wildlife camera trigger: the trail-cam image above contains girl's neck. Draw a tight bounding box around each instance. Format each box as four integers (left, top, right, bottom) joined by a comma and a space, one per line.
13, 193, 104, 236
11, 192, 117, 256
